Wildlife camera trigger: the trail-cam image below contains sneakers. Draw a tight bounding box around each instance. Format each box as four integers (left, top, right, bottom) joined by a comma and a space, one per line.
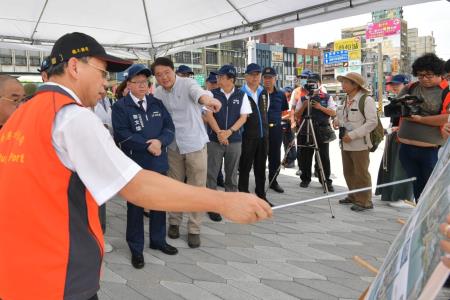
168, 225, 180, 239
326, 183, 334, 192
388, 200, 414, 208
104, 239, 113, 253
188, 234, 201, 248
296, 169, 302, 176
351, 204, 374, 212
270, 182, 284, 193
208, 212, 223, 222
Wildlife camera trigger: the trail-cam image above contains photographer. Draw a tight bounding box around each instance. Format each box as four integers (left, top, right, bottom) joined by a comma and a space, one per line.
376, 74, 414, 208
334, 73, 377, 212
396, 53, 449, 202
295, 73, 336, 192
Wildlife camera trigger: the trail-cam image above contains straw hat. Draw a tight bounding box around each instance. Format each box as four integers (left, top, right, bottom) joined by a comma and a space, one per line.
337, 72, 370, 93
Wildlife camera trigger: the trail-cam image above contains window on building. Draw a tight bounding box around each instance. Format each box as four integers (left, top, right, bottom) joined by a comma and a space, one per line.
192, 52, 201, 65
305, 55, 311, 64
0, 49, 12, 65
313, 56, 319, 65
15, 50, 27, 66
206, 51, 218, 65
297, 55, 303, 64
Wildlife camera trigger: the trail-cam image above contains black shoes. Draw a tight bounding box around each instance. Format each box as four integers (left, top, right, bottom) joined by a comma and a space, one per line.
150, 243, 178, 255
351, 204, 374, 212
208, 212, 222, 222
326, 183, 334, 192
299, 181, 309, 188
339, 198, 353, 204
188, 234, 201, 248
168, 225, 180, 239
131, 253, 145, 269
270, 182, 284, 193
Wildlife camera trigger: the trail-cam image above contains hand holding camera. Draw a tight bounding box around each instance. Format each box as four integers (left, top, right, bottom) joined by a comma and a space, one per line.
384, 94, 424, 118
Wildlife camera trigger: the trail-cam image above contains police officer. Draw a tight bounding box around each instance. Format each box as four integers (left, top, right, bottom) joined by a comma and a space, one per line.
295, 73, 336, 192
263, 67, 289, 193
238, 63, 272, 206
112, 64, 178, 269
206, 71, 219, 91
206, 64, 252, 222
176, 64, 194, 78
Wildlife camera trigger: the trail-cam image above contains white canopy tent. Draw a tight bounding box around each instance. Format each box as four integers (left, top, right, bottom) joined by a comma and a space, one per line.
0, 0, 435, 57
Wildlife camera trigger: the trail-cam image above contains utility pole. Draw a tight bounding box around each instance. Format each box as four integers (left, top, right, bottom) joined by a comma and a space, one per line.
377, 42, 383, 113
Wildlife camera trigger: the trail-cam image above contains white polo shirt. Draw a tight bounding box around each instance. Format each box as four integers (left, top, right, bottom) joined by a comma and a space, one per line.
48, 82, 142, 206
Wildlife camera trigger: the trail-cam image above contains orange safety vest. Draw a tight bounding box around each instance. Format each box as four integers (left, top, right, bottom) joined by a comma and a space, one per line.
0, 86, 104, 300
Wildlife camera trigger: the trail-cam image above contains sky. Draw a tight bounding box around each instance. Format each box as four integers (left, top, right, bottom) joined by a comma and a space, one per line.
294, 0, 450, 59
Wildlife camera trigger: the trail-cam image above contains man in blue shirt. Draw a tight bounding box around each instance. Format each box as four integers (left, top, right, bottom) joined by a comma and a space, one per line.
263, 67, 289, 193
112, 64, 178, 269
205, 65, 252, 222
238, 63, 272, 206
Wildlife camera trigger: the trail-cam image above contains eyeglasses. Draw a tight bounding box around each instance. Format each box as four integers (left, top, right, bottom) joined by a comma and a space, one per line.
86, 62, 110, 80
0, 96, 25, 105
417, 72, 436, 79
129, 80, 149, 86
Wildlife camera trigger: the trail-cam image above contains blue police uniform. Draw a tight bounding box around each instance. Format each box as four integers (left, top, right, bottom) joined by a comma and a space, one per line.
112, 93, 175, 255
267, 87, 289, 187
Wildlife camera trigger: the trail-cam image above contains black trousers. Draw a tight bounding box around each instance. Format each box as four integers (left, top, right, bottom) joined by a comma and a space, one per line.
238, 137, 268, 198
268, 124, 283, 184
298, 134, 331, 184
281, 122, 297, 165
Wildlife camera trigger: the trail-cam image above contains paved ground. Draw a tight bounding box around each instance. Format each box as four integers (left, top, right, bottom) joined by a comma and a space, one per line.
98, 137, 450, 300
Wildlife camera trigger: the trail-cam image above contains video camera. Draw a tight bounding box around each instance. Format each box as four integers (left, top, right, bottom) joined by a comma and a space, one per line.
384, 94, 424, 118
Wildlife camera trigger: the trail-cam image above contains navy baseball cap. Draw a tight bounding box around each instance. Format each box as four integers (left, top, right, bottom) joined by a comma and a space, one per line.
38, 56, 50, 73
245, 63, 262, 74
126, 64, 152, 80
217, 65, 237, 77
49, 32, 132, 72
283, 86, 293, 93
206, 71, 218, 83
262, 67, 276, 77
298, 69, 312, 78
387, 74, 409, 85
176, 65, 194, 75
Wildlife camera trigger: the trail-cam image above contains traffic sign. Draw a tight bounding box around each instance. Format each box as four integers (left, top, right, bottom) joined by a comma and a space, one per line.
324, 50, 349, 65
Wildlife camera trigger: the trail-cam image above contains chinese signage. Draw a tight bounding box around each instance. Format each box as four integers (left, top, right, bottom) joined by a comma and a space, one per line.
334, 37, 361, 61
272, 52, 283, 62
366, 18, 401, 40
324, 50, 348, 65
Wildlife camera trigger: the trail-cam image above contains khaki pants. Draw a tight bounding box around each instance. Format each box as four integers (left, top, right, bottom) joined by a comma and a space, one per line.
342, 149, 372, 207
168, 146, 207, 234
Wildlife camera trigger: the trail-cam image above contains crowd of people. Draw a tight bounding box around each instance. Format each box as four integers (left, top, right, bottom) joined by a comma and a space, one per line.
0, 31, 449, 299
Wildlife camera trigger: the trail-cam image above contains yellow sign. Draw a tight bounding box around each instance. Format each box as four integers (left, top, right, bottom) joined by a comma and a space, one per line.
272, 52, 283, 62
334, 37, 361, 61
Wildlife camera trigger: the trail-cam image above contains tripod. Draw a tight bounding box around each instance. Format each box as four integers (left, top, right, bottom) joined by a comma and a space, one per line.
266, 94, 335, 218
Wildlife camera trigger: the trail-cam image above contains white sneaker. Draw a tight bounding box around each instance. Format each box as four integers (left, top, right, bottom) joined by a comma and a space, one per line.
296, 170, 301, 176
388, 200, 414, 208
104, 239, 113, 253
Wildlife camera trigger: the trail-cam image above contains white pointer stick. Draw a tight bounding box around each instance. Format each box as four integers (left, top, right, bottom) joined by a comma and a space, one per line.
272, 177, 416, 211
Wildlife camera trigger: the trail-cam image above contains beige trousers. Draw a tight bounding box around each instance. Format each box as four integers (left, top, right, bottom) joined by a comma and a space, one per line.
341, 149, 373, 207
167, 146, 207, 234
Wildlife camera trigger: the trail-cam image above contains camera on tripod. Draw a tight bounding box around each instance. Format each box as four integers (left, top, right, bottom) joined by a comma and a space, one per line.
384, 94, 424, 118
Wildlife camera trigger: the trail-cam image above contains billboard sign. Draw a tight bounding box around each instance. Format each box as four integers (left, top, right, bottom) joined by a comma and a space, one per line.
334, 37, 361, 61
324, 50, 349, 65
366, 18, 401, 40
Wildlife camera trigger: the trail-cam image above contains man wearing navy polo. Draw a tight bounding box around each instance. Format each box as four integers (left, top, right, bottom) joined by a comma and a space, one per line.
238, 63, 272, 206
263, 67, 289, 193
206, 65, 252, 222
112, 64, 178, 270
